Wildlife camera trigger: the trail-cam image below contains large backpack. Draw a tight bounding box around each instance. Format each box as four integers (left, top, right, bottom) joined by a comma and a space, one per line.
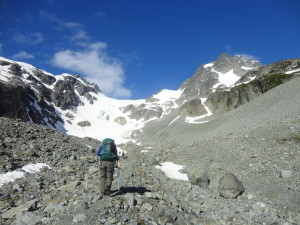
100, 138, 118, 161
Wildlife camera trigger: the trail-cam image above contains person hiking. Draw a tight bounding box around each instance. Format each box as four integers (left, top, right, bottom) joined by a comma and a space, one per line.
97, 138, 121, 195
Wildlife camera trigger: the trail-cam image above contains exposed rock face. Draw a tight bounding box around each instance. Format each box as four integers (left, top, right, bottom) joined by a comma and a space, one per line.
121, 104, 163, 121
180, 98, 207, 116
206, 58, 300, 113
0, 58, 101, 129
0, 81, 62, 127
179, 53, 261, 102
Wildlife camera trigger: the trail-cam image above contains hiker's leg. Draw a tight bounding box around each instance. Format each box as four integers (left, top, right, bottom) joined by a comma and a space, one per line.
105, 161, 114, 193
100, 161, 107, 194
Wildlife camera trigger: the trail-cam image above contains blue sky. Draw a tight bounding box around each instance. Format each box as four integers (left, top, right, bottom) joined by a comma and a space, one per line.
0, 0, 299, 99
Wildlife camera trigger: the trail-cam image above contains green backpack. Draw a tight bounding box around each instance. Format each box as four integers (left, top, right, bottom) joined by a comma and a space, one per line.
100, 138, 118, 161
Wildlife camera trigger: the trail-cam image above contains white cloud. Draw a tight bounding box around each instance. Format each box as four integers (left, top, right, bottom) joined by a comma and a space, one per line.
51, 42, 132, 98
235, 53, 260, 62
12, 50, 34, 59
12, 32, 44, 45
39, 10, 89, 42
94, 11, 108, 22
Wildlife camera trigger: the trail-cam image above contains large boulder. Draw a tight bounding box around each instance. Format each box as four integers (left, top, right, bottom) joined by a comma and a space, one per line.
180, 98, 207, 116
77, 121, 91, 127
218, 173, 244, 198
114, 116, 127, 126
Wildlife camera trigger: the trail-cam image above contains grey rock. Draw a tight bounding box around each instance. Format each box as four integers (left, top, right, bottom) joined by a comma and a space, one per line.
180, 98, 207, 116
141, 202, 153, 211
218, 173, 245, 198
189, 170, 210, 188
73, 213, 87, 223
77, 121, 91, 127
279, 170, 292, 178
114, 116, 127, 126
1, 200, 37, 219
58, 180, 81, 191
124, 193, 136, 208
88, 166, 98, 175
16, 211, 42, 225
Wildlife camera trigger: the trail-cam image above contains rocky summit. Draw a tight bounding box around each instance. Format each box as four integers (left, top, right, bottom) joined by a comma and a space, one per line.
0, 54, 300, 225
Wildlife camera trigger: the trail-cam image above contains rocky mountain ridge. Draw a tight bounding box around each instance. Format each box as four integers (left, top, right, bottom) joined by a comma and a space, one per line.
0, 57, 100, 129
1, 54, 299, 141
179, 53, 261, 102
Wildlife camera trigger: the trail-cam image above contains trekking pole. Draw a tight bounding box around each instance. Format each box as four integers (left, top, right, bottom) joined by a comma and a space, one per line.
117, 168, 121, 191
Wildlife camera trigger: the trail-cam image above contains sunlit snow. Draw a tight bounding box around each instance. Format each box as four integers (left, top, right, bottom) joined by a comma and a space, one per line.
0, 163, 51, 187
285, 68, 300, 74
212, 69, 240, 88
241, 66, 254, 70
185, 98, 213, 124
155, 162, 188, 181
204, 63, 214, 68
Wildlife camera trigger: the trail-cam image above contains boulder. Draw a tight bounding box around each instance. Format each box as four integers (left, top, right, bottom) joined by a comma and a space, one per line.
218, 173, 244, 198
188, 170, 210, 188
77, 121, 91, 127
114, 116, 127, 126
16, 211, 43, 225
0, 200, 37, 219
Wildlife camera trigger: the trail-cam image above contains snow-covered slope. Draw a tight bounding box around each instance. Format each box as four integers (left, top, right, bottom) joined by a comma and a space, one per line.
6, 54, 294, 143
0, 54, 266, 143
0, 56, 185, 143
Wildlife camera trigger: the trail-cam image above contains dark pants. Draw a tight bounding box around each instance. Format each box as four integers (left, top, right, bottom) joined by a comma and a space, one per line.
100, 160, 115, 194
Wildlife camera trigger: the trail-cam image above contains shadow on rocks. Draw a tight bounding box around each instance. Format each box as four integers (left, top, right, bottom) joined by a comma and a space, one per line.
110, 186, 151, 196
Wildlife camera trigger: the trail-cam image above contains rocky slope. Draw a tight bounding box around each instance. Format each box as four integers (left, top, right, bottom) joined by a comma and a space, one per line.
0, 112, 299, 224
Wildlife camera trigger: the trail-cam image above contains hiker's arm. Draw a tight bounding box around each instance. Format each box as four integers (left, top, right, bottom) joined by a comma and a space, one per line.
117, 160, 121, 169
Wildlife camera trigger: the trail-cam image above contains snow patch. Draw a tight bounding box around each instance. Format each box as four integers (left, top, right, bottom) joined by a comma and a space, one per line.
285, 68, 300, 74
155, 162, 188, 181
204, 62, 214, 68
0, 163, 51, 187
152, 89, 183, 103
212, 69, 240, 88
241, 66, 254, 70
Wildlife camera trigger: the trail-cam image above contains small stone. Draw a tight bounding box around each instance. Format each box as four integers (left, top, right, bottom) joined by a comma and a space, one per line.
16, 211, 42, 225
58, 180, 81, 191
88, 166, 98, 175
279, 170, 292, 178
141, 202, 153, 211
124, 193, 136, 208
252, 202, 266, 211
73, 213, 87, 223
247, 194, 255, 200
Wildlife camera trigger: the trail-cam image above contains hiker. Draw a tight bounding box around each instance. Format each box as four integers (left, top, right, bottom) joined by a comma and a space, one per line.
97, 138, 121, 195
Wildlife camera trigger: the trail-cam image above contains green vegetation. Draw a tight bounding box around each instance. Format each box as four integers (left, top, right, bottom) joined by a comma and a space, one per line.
292, 134, 300, 142
261, 73, 294, 88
